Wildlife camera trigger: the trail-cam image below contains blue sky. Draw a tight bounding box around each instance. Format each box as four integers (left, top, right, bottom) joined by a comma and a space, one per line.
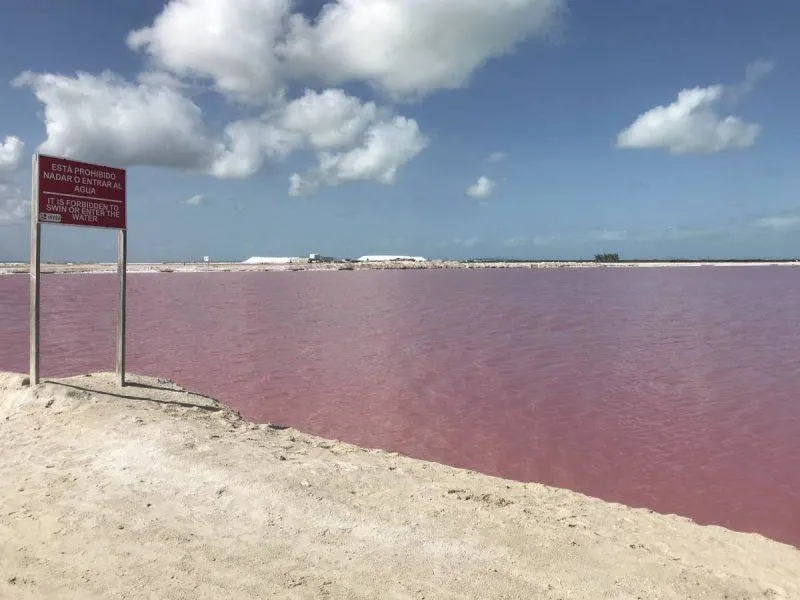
1, 0, 799, 261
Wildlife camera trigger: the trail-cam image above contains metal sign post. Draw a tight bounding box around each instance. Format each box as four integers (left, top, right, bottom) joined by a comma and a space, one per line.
117, 229, 127, 386
29, 154, 40, 385
29, 153, 128, 386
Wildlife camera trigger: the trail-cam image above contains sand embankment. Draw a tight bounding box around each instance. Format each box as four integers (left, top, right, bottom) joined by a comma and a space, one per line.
2, 260, 799, 275
1, 372, 799, 599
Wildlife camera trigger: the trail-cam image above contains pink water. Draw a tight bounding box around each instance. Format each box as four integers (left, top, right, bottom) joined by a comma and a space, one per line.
1, 268, 799, 547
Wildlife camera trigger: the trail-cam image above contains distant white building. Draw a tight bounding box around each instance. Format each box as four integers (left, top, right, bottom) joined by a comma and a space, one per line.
358, 255, 427, 263
242, 256, 304, 265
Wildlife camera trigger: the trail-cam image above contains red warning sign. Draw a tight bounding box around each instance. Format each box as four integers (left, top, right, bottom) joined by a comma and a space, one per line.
37, 155, 126, 229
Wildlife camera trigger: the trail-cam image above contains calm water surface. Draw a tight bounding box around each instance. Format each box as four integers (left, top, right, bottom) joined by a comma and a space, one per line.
1, 268, 798, 547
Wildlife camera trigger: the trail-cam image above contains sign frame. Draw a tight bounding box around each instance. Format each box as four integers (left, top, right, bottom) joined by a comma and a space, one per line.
29, 153, 128, 387
36, 153, 126, 229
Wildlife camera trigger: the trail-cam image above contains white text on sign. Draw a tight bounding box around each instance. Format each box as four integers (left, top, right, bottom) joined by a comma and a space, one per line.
42, 163, 124, 197
44, 196, 121, 224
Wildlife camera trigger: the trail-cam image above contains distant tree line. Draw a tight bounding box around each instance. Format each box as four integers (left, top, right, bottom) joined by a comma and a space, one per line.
594, 253, 620, 263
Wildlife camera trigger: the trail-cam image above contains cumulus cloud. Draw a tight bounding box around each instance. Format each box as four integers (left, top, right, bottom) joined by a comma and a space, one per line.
280, 88, 378, 149
209, 118, 297, 179
616, 86, 760, 155
0, 184, 28, 225
0, 136, 24, 170
314, 117, 427, 184
128, 0, 291, 104
280, 0, 565, 98
24, 0, 572, 191
210, 88, 378, 178
289, 116, 428, 195
14, 71, 215, 169
211, 88, 383, 179
16, 68, 427, 190
488, 151, 507, 163
127, 0, 565, 101
466, 176, 496, 198
212, 89, 426, 189
617, 62, 773, 155
12, 0, 574, 196
0, 135, 28, 224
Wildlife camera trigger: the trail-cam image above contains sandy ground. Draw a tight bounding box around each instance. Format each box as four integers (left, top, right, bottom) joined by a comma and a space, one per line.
2, 260, 799, 275
1, 372, 799, 599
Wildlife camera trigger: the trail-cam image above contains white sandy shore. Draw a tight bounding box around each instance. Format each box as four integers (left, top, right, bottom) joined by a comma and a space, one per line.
1, 371, 799, 599
1, 259, 799, 275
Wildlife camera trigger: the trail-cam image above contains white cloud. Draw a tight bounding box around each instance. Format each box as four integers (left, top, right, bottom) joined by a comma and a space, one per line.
290, 116, 428, 195
504, 236, 529, 248
184, 194, 205, 205
0, 136, 24, 170
624, 211, 800, 242
496, 208, 800, 250
616, 62, 774, 155
0, 135, 28, 224
288, 173, 310, 197
13, 0, 572, 195
630, 227, 708, 243
211, 88, 381, 179
504, 235, 562, 248
280, 0, 565, 98
280, 88, 378, 149
135, 70, 188, 89
488, 151, 507, 163
616, 85, 760, 155
14, 71, 215, 169
128, 0, 291, 104
316, 117, 427, 184
0, 184, 29, 225
754, 214, 800, 231
209, 118, 297, 179
591, 229, 628, 242
127, 0, 565, 101
466, 176, 496, 198
732, 59, 774, 101
212, 89, 426, 188
16, 68, 427, 189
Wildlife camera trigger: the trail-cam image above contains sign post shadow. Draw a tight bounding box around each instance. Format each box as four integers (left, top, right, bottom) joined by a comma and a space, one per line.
30, 153, 128, 386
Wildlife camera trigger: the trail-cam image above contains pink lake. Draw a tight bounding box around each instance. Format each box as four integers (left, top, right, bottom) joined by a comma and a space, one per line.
1, 268, 798, 547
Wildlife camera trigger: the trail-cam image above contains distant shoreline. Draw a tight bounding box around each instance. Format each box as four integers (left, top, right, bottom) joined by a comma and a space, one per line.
1, 259, 800, 275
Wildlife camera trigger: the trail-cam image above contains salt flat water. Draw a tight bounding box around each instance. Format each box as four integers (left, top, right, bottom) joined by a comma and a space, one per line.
1, 267, 798, 547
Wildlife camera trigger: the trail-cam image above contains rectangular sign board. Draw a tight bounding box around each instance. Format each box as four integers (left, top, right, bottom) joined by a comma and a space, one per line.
37, 154, 126, 229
